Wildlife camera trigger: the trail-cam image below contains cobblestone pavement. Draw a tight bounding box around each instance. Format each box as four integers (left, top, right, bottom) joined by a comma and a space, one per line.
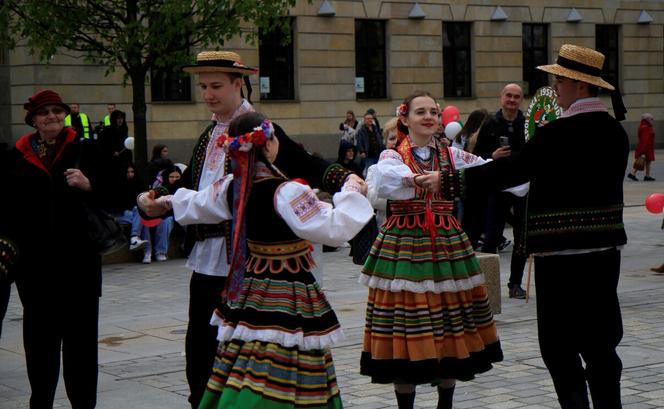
1, 154, 663, 408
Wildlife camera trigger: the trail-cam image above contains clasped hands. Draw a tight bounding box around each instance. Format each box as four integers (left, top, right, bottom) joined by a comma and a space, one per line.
344, 174, 368, 196
414, 171, 441, 194
137, 190, 172, 217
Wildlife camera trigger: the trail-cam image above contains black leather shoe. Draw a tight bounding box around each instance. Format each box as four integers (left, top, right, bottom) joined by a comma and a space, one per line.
644, 176, 655, 181
627, 174, 638, 181
509, 285, 526, 299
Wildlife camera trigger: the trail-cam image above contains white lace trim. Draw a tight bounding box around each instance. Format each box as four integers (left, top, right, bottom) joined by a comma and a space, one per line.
359, 273, 486, 293
210, 315, 345, 350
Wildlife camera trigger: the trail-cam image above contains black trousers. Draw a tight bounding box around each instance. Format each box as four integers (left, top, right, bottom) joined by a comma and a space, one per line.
508, 195, 528, 287
480, 192, 507, 253
535, 248, 623, 409
185, 272, 226, 409
16, 281, 99, 409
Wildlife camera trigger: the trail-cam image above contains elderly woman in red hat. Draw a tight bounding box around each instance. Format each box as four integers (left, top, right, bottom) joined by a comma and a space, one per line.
5, 89, 105, 407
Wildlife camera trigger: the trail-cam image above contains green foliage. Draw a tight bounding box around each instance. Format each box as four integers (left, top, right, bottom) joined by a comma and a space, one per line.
0, 0, 301, 163
0, 0, 298, 78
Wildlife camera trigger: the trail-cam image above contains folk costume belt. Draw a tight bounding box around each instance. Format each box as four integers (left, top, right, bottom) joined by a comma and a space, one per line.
246, 239, 315, 274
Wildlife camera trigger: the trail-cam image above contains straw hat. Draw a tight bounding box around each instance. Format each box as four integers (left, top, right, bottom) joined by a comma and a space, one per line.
537, 44, 614, 91
182, 51, 257, 75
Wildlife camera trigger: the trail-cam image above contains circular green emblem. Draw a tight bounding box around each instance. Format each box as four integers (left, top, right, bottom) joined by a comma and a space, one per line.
525, 86, 562, 140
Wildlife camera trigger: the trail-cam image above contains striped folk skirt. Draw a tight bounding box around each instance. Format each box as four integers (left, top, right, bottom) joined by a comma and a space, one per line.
199, 240, 343, 409
359, 207, 503, 384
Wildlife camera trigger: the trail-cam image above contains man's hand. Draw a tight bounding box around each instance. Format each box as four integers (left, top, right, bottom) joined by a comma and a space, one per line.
492, 146, 512, 159
137, 190, 168, 217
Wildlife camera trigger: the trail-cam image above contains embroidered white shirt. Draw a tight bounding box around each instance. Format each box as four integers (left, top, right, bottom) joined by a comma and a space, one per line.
171, 99, 254, 277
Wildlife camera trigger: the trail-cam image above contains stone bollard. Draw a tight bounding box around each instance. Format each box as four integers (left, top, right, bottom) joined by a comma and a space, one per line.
475, 252, 501, 314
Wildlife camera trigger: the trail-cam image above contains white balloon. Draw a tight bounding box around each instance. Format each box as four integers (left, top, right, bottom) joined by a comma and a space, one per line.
174, 162, 188, 173
444, 121, 462, 140
124, 136, 135, 150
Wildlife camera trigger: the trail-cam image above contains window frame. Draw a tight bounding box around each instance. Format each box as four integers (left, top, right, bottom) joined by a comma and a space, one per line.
258, 17, 296, 101
522, 23, 549, 96
354, 19, 387, 100
595, 24, 620, 89
150, 68, 192, 103
442, 21, 472, 98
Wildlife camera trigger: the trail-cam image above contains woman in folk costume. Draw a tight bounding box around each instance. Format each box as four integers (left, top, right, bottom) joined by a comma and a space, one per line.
198, 112, 373, 409
360, 91, 504, 409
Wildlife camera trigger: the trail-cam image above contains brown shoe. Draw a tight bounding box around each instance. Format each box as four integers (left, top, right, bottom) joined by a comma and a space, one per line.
651, 263, 664, 273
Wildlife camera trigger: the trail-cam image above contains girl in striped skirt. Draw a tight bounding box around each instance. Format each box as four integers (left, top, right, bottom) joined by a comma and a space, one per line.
360, 91, 504, 409
198, 112, 374, 409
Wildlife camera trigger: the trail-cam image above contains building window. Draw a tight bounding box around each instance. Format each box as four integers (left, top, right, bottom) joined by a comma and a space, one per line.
595, 25, 620, 88
355, 19, 386, 99
522, 24, 548, 95
259, 19, 295, 100
443, 22, 472, 98
151, 69, 191, 102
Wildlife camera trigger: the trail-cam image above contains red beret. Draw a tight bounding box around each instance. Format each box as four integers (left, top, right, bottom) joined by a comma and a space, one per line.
23, 89, 70, 126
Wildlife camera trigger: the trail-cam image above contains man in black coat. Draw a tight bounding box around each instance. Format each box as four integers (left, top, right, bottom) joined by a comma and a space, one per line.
472, 83, 529, 299
462, 44, 628, 409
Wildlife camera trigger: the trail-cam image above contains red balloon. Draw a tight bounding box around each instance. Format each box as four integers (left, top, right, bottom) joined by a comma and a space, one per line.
442, 105, 460, 127
645, 193, 664, 214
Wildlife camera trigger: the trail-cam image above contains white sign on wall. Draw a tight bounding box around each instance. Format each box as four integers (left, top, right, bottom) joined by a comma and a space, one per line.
260, 77, 270, 94
355, 77, 365, 93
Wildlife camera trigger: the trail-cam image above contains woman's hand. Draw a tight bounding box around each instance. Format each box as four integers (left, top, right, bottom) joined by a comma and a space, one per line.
414, 171, 440, 194
64, 168, 92, 192
344, 174, 368, 196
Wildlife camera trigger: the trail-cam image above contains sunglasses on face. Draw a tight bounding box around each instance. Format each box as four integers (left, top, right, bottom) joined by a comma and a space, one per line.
34, 107, 66, 116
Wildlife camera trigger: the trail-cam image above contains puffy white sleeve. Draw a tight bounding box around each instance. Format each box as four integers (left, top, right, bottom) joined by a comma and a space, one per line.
275, 181, 374, 247
366, 164, 387, 212
449, 146, 490, 170
171, 174, 234, 225
371, 149, 417, 200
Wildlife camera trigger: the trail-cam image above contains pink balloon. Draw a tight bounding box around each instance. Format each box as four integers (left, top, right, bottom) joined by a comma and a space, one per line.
645, 193, 664, 214
442, 106, 460, 127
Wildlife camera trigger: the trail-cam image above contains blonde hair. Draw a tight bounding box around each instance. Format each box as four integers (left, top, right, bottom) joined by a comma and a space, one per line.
382, 117, 399, 146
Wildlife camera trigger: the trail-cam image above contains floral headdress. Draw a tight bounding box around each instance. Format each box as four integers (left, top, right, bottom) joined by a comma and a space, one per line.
217, 119, 274, 153
219, 116, 276, 301
396, 103, 408, 117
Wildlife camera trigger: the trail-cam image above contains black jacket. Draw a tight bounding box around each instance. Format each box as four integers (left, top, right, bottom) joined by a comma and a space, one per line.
473, 110, 526, 159
7, 129, 106, 300
464, 110, 628, 254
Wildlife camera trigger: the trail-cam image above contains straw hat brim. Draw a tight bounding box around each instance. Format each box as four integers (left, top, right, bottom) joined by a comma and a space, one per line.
182, 65, 257, 75
537, 64, 614, 91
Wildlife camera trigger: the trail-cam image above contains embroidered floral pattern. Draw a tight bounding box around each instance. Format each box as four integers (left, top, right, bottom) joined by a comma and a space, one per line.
289, 190, 326, 223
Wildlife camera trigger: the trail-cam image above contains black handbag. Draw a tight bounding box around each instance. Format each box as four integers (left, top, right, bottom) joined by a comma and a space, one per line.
75, 143, 127, 255
82, 203, 127, 255
350, 215, 379, 265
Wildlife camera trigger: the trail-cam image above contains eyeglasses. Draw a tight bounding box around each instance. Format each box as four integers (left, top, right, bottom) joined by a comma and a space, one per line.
34, 107, 66, 116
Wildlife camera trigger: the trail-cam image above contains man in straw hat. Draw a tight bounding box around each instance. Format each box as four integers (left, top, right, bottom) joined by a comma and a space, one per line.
462, 44, 629, 408
138, 50, 256, 408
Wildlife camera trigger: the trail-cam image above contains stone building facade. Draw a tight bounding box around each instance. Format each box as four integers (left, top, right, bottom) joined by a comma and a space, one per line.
1, 0, 662, 160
